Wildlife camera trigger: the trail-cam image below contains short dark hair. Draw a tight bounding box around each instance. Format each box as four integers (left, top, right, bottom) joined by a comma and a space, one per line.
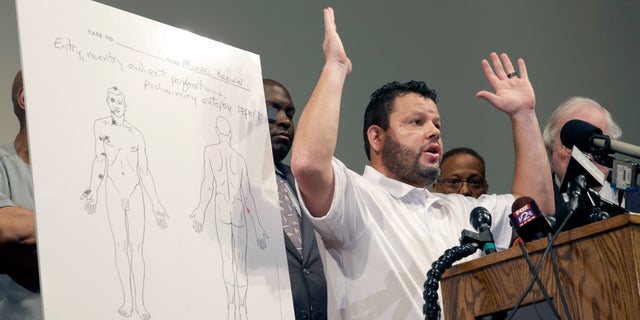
363, 80, 437, 160
440, 147, 486, 175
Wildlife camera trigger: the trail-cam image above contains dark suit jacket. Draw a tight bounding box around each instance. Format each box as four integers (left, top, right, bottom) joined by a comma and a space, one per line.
553, 174, 567, 216
276, 162, 327, 320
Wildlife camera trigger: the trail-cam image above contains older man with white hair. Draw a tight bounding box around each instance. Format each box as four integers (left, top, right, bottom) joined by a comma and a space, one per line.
542, 96, 628, 214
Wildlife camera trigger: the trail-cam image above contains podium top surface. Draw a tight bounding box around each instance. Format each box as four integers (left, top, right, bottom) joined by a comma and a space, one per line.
443, 212, 640, 278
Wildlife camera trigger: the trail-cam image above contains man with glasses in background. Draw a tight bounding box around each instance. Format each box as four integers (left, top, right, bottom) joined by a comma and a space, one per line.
433, 147, 489, 198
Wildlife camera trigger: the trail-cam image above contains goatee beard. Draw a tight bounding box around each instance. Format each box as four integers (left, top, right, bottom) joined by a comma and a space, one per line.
381, 134, 439, 187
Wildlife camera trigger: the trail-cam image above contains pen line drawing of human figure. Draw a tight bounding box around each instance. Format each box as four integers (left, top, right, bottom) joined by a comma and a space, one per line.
81, 86, 169, 320
190, 115, 268, 320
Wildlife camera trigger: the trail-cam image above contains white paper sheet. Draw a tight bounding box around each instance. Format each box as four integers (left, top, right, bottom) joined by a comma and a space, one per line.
16, 0, 293, 319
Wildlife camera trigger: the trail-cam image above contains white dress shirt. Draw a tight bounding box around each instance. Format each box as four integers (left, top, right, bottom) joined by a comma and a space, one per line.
298, 158, 514, 319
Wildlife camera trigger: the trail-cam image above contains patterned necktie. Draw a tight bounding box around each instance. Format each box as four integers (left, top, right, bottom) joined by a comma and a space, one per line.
276, 173, 303, 256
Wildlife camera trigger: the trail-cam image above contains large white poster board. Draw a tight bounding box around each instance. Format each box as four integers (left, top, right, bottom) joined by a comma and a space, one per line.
16, 0, 293, 319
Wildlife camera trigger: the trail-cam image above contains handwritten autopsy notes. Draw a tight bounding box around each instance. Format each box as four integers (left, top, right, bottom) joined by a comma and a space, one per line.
17, 0, 293, 319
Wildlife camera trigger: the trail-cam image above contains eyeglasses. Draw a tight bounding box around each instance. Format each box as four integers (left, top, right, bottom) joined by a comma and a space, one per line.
436, 177, 487, 191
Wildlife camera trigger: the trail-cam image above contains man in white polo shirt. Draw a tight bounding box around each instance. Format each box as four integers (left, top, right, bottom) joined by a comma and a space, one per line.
291, 8, 554, 319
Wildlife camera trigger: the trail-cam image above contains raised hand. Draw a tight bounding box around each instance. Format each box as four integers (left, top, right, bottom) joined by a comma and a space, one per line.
322, 7, 352, 74
476, 52, 535, 117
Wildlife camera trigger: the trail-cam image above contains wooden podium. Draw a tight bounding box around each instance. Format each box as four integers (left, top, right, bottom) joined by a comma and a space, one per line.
440, 213, 640, 319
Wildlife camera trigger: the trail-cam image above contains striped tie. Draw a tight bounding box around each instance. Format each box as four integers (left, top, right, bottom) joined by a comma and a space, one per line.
276, 174, 303, 256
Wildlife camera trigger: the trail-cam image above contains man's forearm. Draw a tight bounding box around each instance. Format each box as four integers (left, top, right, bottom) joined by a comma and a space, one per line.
511, 110, 555, 215
291, 7, 351, 217
293, 63, 348, 171
0, 206, 36, 250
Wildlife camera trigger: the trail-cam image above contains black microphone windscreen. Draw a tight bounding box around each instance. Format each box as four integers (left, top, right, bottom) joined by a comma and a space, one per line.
470, 206, 491, 232
560, 119, 603, 151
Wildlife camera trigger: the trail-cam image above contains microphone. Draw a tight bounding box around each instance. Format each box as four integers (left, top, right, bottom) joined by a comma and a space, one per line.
558, 145, 605, 193
469, 206, 496, 254
560, 119, 602, 152
555, 174, 588, 231
560, 119, 640, 212
561, 119, 640, 160
556, 175, 627, 231
509, 196, 554, 242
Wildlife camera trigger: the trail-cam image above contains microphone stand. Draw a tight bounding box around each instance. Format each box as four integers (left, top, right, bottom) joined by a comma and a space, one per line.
569, 175, 614, 226
585, 189, 610, 223
566, 175, 584, 215
505, 175, 588, 320
423, 228, 496, 320
591, 133, 640, 160
423, 242, 478, 320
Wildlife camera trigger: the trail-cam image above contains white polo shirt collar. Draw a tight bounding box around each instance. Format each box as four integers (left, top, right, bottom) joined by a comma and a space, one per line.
362, 165, 442, 206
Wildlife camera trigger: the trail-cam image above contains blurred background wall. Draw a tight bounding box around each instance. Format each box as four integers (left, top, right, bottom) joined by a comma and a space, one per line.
1, 0, 638, 194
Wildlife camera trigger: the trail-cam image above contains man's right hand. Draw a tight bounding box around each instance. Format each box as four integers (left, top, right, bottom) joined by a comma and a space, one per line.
0, 206, 38, 269
323, 7, 352, 75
